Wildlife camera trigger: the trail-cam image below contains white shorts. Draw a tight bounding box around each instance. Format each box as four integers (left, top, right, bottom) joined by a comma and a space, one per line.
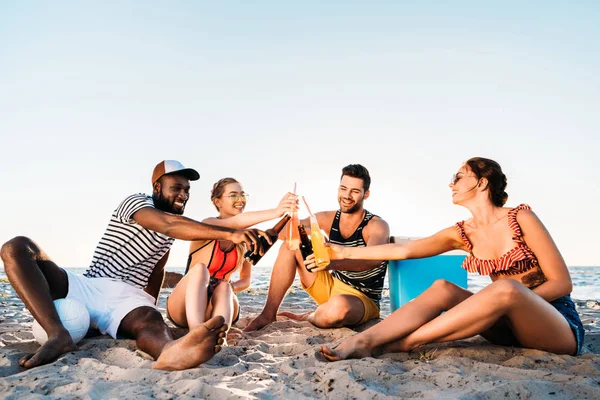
65, 270, 158, 338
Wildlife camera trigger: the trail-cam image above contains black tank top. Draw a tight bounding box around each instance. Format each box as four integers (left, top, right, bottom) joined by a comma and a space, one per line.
329, 210, 388, 309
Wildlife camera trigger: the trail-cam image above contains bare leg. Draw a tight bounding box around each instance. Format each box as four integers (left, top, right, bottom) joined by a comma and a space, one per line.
0, 237, 77, 368
320, 279, 472, 361
166, 263, 210, 328
279, 294, 365, 328
206, 282, 236, 345
388, 280, 577, 355
118, 307, 228, 370
208, 282, 235, 326
245, 244, 314, 331
185, 265, 210, 328
321, 280, 577, 361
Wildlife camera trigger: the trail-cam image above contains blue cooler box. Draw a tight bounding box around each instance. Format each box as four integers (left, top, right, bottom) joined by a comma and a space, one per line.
388, 237, 467, 312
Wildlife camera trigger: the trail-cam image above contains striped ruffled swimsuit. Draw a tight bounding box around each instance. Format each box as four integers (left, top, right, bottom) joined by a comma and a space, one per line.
455, 204, 584, 355
455, 204, 539, 276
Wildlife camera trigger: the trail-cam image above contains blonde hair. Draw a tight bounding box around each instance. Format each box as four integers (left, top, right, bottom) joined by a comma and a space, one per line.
210, 177, 239, 211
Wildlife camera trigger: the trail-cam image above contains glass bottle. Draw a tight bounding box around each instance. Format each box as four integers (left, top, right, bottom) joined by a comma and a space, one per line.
298, 224, 313, 261
244, 214, 291, 265
309, 215, 330, 269
286, 211, 300, 250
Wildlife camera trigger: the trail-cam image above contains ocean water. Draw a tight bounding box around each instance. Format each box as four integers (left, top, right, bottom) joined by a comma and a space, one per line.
174, 265, 600, 300
3, 265, 596, 319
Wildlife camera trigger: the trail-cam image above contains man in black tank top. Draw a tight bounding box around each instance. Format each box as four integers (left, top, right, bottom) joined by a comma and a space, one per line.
245, 164, 390, 332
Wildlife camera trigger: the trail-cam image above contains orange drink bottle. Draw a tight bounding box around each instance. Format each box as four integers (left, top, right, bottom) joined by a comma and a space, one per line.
286, 183, 300, 250
286, 211, 300, 250
309, 215, 330, 268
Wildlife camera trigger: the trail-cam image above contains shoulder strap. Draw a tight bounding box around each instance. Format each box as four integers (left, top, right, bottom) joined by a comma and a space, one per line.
361, 210, 375, 227
331, 210, 342, 230
508, 204, 531, 243
185, 240, 215, 274
455, 221, 473, 252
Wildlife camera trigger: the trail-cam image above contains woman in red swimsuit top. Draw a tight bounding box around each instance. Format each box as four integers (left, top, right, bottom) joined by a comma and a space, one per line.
320, 157, 583, 360
167, 177, 298, 340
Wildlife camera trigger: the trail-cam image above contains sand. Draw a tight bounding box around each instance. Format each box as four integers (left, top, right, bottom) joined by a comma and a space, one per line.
1, 279, 599, 399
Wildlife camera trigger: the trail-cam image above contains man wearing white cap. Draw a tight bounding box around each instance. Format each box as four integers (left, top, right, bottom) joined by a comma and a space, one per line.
1, 160, 271, 371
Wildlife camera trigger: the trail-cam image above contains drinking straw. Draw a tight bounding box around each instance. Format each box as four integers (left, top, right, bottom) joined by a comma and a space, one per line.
302, 196, 314, 217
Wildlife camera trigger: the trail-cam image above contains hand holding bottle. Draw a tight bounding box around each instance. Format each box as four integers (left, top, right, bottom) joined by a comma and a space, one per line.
324, 242, 347, 260
302, 254, 321, 272
276, 191, 299, 218
302, 197, 330, 270
244, 215, 291, 265
231, 228, 273, 256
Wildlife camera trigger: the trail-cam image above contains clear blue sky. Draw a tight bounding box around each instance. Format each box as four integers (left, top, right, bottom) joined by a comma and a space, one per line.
1, 1, 599, 269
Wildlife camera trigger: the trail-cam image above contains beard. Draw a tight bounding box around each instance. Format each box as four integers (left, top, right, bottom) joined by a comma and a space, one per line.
153, 192, 185, 215
339, 197, 363, 214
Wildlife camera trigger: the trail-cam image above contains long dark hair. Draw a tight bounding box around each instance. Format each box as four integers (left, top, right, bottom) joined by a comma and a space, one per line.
465, 157, 508, 206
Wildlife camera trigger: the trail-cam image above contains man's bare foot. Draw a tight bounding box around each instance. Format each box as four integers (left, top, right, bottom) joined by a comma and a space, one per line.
20, 333, 77, 368
243, 313, 275, 332
277, 311, 312, 322
227, 327, 243, 346
153, 316, 227, 371
319, 335, 374, 362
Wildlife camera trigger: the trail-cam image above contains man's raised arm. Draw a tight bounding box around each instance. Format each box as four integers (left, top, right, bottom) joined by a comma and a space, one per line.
132, 207, 271, 252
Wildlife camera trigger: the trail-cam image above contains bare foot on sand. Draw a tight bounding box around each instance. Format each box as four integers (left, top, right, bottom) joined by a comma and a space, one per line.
277, 311, 312, 321
153, 316, 227, 371
227, 327, 244, 346
319, 335, 374, 362
244, 313, 275, 332
20, 333, 77, 368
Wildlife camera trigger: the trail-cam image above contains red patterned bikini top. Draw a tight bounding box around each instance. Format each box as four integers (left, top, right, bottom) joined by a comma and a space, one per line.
455, 204, 539, 276
185, 240, 241, 281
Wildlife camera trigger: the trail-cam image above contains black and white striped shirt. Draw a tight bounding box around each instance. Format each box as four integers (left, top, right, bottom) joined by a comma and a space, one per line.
329, 210, 388, 309
83, 194, 174, 289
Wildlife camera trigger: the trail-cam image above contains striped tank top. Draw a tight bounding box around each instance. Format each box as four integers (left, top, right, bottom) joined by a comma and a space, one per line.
455, 204, 539, 276
329, 210, 388, 309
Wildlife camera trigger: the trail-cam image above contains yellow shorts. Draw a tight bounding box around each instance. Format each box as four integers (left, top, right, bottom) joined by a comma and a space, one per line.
302, 271, 380, 325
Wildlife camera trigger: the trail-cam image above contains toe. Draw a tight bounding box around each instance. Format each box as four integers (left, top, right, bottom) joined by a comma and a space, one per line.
320, 350, 338, 362
23, 354, 41, 368
18, 354, 32, 367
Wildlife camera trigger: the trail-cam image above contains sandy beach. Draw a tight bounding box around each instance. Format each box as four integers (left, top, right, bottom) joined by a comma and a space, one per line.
1, 277, 599, 399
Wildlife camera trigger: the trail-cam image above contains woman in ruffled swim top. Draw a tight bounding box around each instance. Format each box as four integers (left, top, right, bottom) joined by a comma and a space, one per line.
167, 178, 297, 343
320, 157, 584, 360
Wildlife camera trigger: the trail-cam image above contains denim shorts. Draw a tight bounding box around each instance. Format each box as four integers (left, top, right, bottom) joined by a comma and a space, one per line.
551, 295, 585, 355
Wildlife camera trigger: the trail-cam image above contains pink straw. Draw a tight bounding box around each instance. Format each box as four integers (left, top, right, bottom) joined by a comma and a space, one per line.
302, 196, 314, 217
293, 182, 297, 194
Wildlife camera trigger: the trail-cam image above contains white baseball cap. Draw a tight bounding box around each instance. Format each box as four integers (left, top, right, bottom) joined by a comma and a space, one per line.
152, 160, 200, 184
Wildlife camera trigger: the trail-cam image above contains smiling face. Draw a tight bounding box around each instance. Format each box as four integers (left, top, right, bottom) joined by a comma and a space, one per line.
338, 175, 369, 214
152, 174, 191, 215
213, 182, 247, 217
449, 165, 481, 205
